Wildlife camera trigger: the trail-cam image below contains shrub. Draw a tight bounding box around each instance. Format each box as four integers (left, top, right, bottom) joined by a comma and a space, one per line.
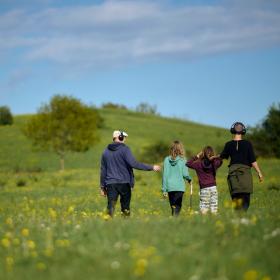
102, 102, 127, 110
0, 106, 13, 125
140, 141, 170, 164
135, 103, 158, 115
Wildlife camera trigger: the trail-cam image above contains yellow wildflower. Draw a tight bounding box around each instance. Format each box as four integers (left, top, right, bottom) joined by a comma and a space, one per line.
134, 258, 148, 277
5, 217, 13, 227
243, 270, 258, 280
1, 238, 11, 248
27, 240, 36, 250
21, 228, 29, 237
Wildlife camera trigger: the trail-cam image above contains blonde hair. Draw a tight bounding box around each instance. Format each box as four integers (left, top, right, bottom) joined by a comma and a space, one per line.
170, 140, 185, 160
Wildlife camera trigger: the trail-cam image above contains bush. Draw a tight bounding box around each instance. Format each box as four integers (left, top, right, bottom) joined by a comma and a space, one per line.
135, 103, 158, 115
140, 141, 170, 164
16, 179, 27, 187
0, 106, 13, 125
247, 103, 280, 158
102, 102, 127, 110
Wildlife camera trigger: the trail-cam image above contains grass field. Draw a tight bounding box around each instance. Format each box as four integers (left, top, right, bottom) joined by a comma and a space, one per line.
0, 110, 279, 280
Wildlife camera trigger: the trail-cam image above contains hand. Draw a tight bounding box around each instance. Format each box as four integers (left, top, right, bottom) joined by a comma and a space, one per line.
258, 172, 263, 182
196, 151, 203, 158
162, 192, 168, 198
209, 155, 219, 161
153, 165, 161, 172
100, 188, 107, 197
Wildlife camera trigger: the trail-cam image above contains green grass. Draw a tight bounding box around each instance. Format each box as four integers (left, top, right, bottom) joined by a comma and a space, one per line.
0, 109, 279, 280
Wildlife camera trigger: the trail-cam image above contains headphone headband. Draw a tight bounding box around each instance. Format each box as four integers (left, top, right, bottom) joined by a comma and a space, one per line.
230, 122, 246, 135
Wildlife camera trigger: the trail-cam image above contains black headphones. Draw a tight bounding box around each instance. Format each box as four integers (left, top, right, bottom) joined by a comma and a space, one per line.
230, 122, 246, 135
118, 131, 124, 141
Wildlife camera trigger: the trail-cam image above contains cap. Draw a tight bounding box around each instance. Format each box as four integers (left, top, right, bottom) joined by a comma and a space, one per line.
112, 130, 128, 138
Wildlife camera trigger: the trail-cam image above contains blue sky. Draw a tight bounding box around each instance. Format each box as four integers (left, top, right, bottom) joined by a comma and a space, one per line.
0, 0, 279, 128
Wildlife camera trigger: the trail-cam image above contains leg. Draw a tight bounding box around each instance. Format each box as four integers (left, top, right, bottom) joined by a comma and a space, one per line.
168, 192, 184, 216
119, 184, 131, 217
242, 193, 250, 211
173, 192, 184, 216
106, 184, 119, 217
200, 188, 211, 214
210, 186, 218, 214
168, 192, 176, 216
231, 193, 250, 211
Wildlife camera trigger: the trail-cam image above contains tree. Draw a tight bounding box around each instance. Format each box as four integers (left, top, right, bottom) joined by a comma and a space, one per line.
23, 95, 102, 170
0, 106, 13, 125
248, 103, 280, 158
136, 102, 158, 115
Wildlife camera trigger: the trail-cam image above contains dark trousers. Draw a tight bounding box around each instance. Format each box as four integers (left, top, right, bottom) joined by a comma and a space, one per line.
168, 191, 184, 216
106, 183, 131, 217
231, 193, 251, 211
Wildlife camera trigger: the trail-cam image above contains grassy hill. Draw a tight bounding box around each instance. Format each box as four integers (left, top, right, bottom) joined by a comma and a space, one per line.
0, 108, 279, 280
0, 108, 229, 171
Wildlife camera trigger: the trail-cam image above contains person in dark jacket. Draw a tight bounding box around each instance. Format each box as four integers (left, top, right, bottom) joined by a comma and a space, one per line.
187, 146, 222, 214
219, 122, 263, 211
100, 130, 161, 217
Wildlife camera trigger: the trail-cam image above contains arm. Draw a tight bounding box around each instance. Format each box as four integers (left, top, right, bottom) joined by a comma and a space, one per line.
248, 141, 263, 182
100, 155, 107, 196
212, 158, 223, 169
252, 161, 263, 182
183, 160, 192, 182
162, 158, 169, 193
186, 156, 200, 170
219, 143, 229, 160
124, 147, 153, 171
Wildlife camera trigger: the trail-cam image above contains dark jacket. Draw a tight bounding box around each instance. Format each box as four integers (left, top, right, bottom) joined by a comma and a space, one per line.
186, 157, 222, 189
100, 143, 153, 188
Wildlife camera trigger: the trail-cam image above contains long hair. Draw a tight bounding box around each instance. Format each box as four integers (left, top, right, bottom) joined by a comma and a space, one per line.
200, 146, 215, 161
170, 140, 185, 160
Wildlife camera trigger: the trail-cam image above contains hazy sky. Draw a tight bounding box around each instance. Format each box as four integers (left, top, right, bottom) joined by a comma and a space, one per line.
0, 0, 279, 128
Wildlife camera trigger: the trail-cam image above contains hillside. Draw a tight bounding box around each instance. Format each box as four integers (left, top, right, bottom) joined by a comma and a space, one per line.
0, 108, 229, 172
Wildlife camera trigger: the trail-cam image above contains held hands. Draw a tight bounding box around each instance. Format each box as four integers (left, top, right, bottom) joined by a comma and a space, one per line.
153, 165, 161, 172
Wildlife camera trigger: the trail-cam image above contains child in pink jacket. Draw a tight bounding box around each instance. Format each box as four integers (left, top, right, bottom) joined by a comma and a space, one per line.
186, 146, 222, 214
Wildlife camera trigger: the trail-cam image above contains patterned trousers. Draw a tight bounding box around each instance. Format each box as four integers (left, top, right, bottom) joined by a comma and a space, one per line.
199, 186, 218, 214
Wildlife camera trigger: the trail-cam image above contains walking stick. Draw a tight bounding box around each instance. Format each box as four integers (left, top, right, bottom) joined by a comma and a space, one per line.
189, 181, 193, 210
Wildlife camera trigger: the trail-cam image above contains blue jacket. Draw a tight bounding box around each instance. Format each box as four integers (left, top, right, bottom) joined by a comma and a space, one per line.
162, 156, 191, 192
100, 143, 153, 188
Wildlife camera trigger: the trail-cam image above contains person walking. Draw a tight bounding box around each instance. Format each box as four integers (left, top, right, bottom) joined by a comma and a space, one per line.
186, 146, 222, 214
162, 141, 192, 216
219, 122, 263, 211
100, 130, 161, 217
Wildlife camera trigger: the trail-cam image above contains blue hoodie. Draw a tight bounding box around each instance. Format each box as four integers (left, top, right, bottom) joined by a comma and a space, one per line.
100, 143, 153, 188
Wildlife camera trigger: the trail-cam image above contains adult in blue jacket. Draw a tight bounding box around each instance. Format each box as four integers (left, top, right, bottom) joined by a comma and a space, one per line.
100, 130, 161, 217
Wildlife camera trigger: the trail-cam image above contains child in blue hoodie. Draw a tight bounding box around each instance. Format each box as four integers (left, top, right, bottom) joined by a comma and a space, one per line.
162, 141, 191, 216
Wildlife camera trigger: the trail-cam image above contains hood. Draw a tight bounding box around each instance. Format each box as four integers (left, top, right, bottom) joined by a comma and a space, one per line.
168, 156, 182, 166
107, 142, 125, 151
201, 158, 213, 170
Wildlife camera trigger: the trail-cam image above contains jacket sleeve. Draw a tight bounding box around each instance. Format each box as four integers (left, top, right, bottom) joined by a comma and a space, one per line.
124, 147, 153, 171
213, 158, 223, 169
100, 154, 106, 188
183, 159, 192, 181
162, 158, 169, 192
186, 156, 200, 170
220, 143, 229, 159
